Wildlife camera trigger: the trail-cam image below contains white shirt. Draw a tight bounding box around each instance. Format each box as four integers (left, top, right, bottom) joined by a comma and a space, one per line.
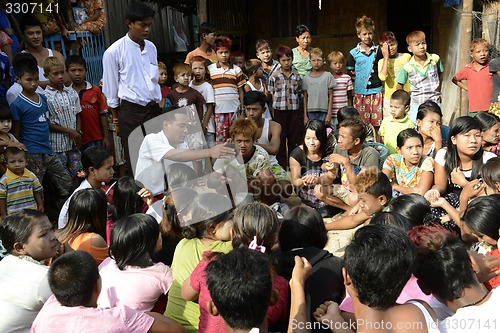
102, 33, 161, 108
58, 179, 93, 229
434, 148, 496, 178
135, 131, 189, 196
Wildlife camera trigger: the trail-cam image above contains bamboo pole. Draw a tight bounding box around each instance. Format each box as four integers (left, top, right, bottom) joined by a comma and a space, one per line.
459, 0, 473, 116
197, 0, 208, 24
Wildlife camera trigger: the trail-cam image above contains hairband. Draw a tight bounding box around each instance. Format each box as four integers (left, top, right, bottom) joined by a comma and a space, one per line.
248, 236, 266, 253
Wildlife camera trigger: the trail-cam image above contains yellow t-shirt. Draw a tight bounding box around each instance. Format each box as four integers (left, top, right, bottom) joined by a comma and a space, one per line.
378, 53, 412, 98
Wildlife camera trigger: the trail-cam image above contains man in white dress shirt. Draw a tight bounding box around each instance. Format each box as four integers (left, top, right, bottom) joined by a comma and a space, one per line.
102, 1, 162, 175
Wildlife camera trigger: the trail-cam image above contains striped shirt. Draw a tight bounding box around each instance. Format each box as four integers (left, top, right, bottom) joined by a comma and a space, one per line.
208, 62, 246, 114
0, 168, 42, 215
43, 85, 82, 153
268, 68, 302, 111
332, 73, 353, 117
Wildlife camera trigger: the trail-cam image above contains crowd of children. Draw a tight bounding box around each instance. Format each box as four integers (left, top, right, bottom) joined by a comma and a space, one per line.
2, 1, 500, 333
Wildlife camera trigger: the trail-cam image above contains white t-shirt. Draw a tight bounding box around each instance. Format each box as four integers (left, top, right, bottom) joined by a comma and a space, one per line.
58, 179, 93, 229
0, 255, 52, 333
189, 81, 216, 133
135, 131, 189, 196
434, 148, 496, 179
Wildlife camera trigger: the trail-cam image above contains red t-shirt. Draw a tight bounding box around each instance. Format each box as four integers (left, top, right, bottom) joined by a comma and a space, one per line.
78, 82, 108, 145
485, 248, 500, 290
454, 61, 493, 112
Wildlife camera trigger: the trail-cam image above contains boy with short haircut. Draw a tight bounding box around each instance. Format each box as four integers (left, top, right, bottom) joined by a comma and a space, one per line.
32, 250, 185, 333
397, 30, 444, 122
158, 61, 172, 100
230, 50, 246, 72
453, 38, 492, 117
269, 44, 302, 169
66, 55, 111, 151
302, 47, 336, 125
325, 169, 392, 231
184, 21, 218, 64
9, 53, 72, 203
0, 147, 43, 218
378, 89, 415, 154
255, 39, 281, 88
43, 56, 83, 179
327, 50, 353, 129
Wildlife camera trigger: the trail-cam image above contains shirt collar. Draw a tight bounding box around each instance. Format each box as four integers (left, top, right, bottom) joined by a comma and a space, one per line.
355, 42, 377, 54
465, 60, 489, 70
70, 81, 92, 91
125, 33, 147, 50
390, 114, 410, 123
409, 53, 432, 67
216, 62, 234, 69
5, 168, 30, 180
45, 85, 69, 94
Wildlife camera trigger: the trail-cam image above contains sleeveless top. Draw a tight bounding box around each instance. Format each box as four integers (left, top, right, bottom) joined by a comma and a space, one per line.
406, 300, 441, 333
22, 48, 53, 83
257, 118, 279, 165
245, 78, 271, 119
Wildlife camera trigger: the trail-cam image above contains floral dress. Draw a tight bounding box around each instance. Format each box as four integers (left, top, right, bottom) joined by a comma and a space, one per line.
75, 0, 107, 34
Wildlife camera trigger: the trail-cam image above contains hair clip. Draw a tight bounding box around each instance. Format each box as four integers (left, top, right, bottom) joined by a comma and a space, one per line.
248, 236, 266, 253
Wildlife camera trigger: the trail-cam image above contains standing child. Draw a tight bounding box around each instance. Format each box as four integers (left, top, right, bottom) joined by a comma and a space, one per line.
66, 55, 110, 151
382, 128, 434, 197
184, 22, 218, 64
0, 147, 43, 218
346, 15, 384, 132
397, 30, 444, 122
378, 31, 411, 118
243, 58, 272, 119
208, 36, 246, 144
255, 39, 281, 89
453, 38, 492, 117
378, 89, 415, 154
269, 44, 302, 169
0, 105, 26, 176
230, 50, 246, 74
327, 51, 353, 129
302, 47, 336, 125
42, 56, 83, 180
158, 61, 172, 99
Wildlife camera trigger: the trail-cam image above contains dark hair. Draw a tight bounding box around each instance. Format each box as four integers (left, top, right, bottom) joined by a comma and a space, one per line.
243, 90, 266, 108
182, 193, 232, 239
336, 106, 360, 124
165, 163, 197, 190
125, 1, 155, 22
65, 54, 87, 70
295, 24, 310, 37
462, 194, 500, 241
389, 194, 431, 227
303, 120, 327, 156
390, 89, 411, 106
408, 224, 476, 302
445, 116, 484, 181
481, 156, 500, 190
344, 224, 416, 310
0, 104, 12, 120
206, 247, 272, 330
57, 189, 108, 242
416, 100, 443, 121
475, 112, 499, 132
109, 176, 144, 221
231, 202, 279, 252
275, 44, 293, 60
370, 212, 413, 232
354, 170, 392, 201
160, 188, 197, 238
339, 117, 367, 143
213, 35, 232, 52
199, 22, 216, 36
110, 213, 159, 270
81, 146, 112, 174
20, 16, 43, 33
379, 31, 397, 44
13, 52, 38, 78
279, 205, 328, 251
396, 128, 423, 149
0, 209, 46, 253
48, 251, 100, 307
4, 146, 26, 160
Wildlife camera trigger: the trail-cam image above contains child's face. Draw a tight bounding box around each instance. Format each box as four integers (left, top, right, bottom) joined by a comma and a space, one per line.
470, 43, 489, 66
158, 68, 168, 85
389, 99, 408, 120
357, 28, 374, 46
6, 152, 27, 176
278, 55, 292, 71
310, 54, 324, 71
329, 60, 343, 74
397, 137, 423, 166
233, 133, 255, 160
257, 47, 272, 63
245, 102, 265, 122
17, 72, 39, 94
17, 216, 59, 261
482, 122, 500, 145
90, 156, 115, 184
216, 47, 230, 64
407, 38, 427, 57
416, 112, 442, 138
174, 71, 191, 87
203, 32, 217, 46
232, 56, 245, 69
358, 192, 385, 216
45, 65, 65, 89
386, 41, 398, 57
67, 64, 86, 85
0, 119, 12, 134
451, 129, 482, 157
191, 61, 206, 81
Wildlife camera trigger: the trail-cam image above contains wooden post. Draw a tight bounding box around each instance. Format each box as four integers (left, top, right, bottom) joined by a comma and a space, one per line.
197, 0, 208, 24
459, 0, 473, 116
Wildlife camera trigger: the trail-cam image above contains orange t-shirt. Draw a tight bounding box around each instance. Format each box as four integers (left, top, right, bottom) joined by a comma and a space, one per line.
69, 232, 108, 265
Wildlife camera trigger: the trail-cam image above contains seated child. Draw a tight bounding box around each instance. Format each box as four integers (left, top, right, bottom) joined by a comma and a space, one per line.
0, 147, 43, 218
378, 89, 415, 154
31, 250, 185, 333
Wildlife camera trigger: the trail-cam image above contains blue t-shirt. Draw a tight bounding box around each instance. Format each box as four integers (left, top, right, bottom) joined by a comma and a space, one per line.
10, 93, 53, 154
346, 43, 383, 95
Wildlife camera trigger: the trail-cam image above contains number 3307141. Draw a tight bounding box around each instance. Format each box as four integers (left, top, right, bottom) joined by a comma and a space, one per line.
5, 2, 59, 14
